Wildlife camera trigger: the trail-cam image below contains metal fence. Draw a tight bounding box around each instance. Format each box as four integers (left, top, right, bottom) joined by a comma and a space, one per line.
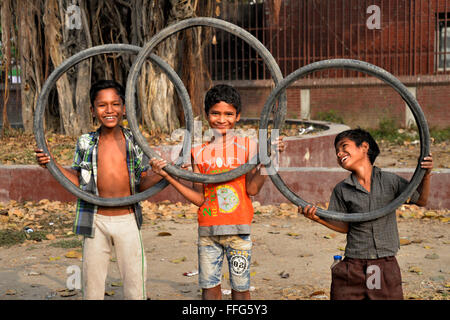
206, 0, 450, 80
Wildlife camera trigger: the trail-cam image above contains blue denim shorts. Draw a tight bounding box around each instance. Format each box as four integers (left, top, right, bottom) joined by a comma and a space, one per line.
198, 234, 252, 292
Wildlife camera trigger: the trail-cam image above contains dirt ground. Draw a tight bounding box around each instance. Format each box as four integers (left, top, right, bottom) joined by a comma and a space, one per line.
376, 140, 449, 169
0, 131, 448, 300
0, 202, 448, 301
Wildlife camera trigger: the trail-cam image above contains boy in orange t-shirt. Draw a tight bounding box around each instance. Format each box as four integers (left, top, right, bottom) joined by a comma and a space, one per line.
150, 84, 285, 300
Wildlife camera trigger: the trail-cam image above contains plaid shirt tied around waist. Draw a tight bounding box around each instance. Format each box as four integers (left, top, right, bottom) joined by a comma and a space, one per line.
71, 126, 149, 237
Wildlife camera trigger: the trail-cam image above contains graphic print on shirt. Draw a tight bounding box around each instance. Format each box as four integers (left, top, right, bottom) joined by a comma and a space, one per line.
216, 156, 223, 168
192, 136, 255, 226
216, 185, 240, 213
203, 186, 218, 217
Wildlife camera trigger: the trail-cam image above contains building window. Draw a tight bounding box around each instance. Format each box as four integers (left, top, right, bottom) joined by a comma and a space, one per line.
437, 12, 450, 71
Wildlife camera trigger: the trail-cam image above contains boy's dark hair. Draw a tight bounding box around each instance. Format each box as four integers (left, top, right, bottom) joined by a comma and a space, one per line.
334, 128, 380, 164
89, 80, 125, 107
204, 84, 241, 115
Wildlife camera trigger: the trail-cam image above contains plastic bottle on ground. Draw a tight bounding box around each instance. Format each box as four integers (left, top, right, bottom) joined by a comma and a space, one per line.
330, 255, 342, 269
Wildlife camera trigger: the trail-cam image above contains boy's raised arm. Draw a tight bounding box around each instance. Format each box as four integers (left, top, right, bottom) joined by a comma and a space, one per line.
246, 136, 286, 196
138, 170, 164, 192
35, 148, 80, 186
299, 205, 349, 233
150, 157, 205, 207
245, 140, 266, 196
414, 154, 433, 207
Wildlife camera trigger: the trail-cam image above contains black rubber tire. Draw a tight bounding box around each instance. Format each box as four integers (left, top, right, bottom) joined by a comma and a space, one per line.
259, 59, 430, 222
34, 44, 193, 206
125, 17, 287, 184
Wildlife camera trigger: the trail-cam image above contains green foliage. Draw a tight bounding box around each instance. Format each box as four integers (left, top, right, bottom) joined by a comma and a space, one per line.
368, 118, 416, 144
368, 118, 450, 145
0, 229, 48, 247
430, 127, 450, 143
27, 230, 49, 241
49, 238, 82, 249
378, 118, 398, 134
0, 230, 26, 247
315, 110, 344, 124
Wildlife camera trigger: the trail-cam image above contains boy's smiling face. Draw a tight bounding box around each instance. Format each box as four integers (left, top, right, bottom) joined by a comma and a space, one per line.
91, 88, 125, 129
207, 101, 240, 136
335, 137, 370, 170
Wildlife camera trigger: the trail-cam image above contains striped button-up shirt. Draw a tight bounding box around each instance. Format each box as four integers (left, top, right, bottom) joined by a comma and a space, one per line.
71, 126, 149, 237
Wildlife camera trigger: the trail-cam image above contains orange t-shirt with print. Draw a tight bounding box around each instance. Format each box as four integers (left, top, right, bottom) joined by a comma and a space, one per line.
191, 136, 255, 227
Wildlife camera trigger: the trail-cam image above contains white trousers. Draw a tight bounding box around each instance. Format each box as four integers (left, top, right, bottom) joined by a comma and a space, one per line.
82, 213, 147, 300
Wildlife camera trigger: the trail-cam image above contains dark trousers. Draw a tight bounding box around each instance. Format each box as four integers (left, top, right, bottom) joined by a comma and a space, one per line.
330, 256, 403, 300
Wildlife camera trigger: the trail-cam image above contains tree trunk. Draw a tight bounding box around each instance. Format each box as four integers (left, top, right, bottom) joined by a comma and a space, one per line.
43, 0, 78, 136
43, 0, 92, 136
134, 0, 184, 134
136, 0, 214, 132
1, 0, 13, 135
10, 0, 214, 136
181, 1, 214, 121
181, 27, 213, 121
74, 0, 92, 131
17, 1, 34, 134
268, 0, 282, 25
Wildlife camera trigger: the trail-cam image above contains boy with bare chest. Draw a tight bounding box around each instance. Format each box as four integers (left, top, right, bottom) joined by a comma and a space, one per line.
35, 80, 162, 299
96, 124, 133, 215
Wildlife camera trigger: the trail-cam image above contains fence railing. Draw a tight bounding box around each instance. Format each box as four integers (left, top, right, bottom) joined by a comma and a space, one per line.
205, 0, 450, 81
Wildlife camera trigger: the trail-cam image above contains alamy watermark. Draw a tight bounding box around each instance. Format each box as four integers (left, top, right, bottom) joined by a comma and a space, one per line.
367, 5, 381, 30
166, 121, 282, 176
66, 265, 81, 290
366, 265, 381, 290
66, 2, 82, 30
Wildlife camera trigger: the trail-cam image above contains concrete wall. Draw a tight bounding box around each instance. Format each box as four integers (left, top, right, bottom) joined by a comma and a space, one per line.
1, 119, 447, 209
222, 76, 450, 129
3, 77, 449, 130
0, 166, 448, 209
